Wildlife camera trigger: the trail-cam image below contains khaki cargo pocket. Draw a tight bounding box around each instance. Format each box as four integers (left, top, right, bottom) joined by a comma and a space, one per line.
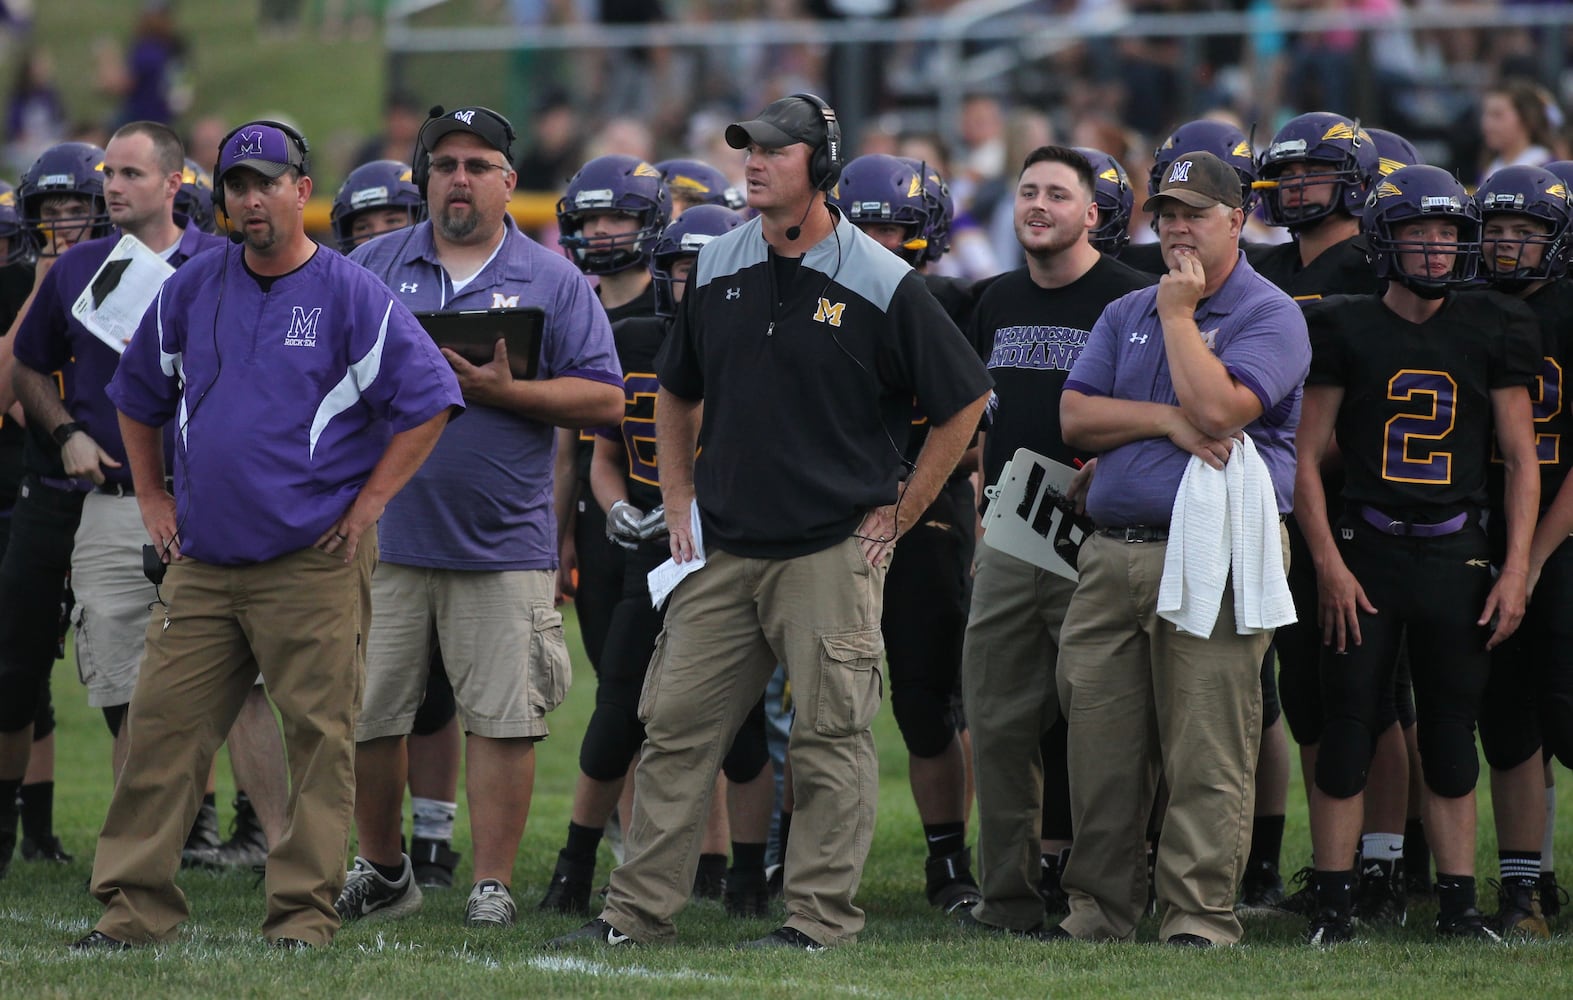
636, 631, 668, 724
529, 604, 572, 713
814, 627, 884, 737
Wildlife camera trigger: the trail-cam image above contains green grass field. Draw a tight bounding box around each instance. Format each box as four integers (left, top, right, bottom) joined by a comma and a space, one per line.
2, 606, 1571, 998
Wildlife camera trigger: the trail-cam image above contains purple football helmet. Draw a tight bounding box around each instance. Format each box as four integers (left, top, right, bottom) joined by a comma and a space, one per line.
1074, 146, 1134, 255
655, 158, 744, 212
557, 154, 672, 275
1150, 120, 1257, 209
1257, 112, 1379, 229
19, 142, 111, 253
830, 153, 933, 265
1476, 163, 1572, 289
331, 159, 422, 252
175, 158, 217, 234
650, 204, 743, 318
1363, 164, 1480, 298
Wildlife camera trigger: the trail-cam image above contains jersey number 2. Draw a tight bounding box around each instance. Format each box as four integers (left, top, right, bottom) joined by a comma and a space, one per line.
1382, 369, 1456, 485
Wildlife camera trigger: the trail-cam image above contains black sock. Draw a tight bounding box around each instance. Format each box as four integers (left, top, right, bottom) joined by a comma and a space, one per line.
370, 858, 406, 882
1435, 873, 1476, 916
776, 811, 792, 865
0, 777, 20, 828
1498, 850, 1540, 884
923, 821, 966, 860
563, 821, 603, 864
1312, 869, 1356, 913
1403, 817, 1430, 883
202, 791, 217, 809
18, 781, 54, 841
1247, 815, 1285, 869
731, 841, 766, 874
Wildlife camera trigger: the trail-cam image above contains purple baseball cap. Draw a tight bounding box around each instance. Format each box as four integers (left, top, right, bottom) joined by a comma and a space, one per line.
218, 122, 308, 182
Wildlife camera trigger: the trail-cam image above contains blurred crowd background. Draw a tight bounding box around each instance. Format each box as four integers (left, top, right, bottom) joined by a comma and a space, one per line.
3, 0, 1571, 275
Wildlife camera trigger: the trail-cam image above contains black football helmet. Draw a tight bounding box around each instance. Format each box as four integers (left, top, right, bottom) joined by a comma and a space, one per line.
557, 154, 671, 275
1476, 164, 1571, 290
0, 182, 33, 266
1257, 112, 1378, 230
331, 159, 422, 252
1363, 164, 1480, 299
650, 204, 743, 318
1074, 147, 1134, 255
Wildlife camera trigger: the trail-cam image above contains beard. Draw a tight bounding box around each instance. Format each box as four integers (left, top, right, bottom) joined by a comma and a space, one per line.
1019, 221, 1081, 261
436, 200, 481, 242
243, 220, 277, 252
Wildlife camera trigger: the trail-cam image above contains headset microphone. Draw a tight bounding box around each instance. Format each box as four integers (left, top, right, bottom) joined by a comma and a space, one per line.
784, 199, 815, 242
228, 229, 245, 244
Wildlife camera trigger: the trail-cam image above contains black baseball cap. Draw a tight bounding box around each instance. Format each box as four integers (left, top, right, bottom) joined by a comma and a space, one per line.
421, 106, 514, 159
726, 98, 827, 151
1142, 150, 1244, 211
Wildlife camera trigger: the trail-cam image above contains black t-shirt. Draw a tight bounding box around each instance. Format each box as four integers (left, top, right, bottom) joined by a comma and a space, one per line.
578, 281, 658, 486
661, 213, 993, 558
969, 257, 1154, 494
1305, 291, 1540, 519
1488, 278, 1573, 521
1246, 234, 1381, 301
605, 314, 668, 513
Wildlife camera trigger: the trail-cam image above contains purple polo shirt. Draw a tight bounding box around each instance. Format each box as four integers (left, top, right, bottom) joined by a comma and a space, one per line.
1065, 250, 1309, 526
350, 216, 620, 570
107, 244, 463, 566
11, 222, 225, 488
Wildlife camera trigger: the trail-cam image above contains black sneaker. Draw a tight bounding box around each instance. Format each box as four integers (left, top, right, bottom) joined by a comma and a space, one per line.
1405, 857, 1434, 898
693, 853, 727, 900
1435, 906, 1504, 942
924, 847, 982, 915
1306, 907, 1354, 946
207, 795, 268, 869
538, 851, 595, 916
1236, 859, 1285, 916
21, 833, 73, 863
1039, 850, 1069, 916
270, 937, 312, 950
725, 867, 770, 918
1351, 858, 1407, 927
1166, 932, 1212, 948
410, 836, 462, 890
1541, 870, 1567, 920
333, 855, 423, 923
739, 926, 825, 952
1489, 877, 1549, 940
70, 930, 131, 952
1274, 866, 1319, 919
180, 801, 222, 868
545, 917, 637, 949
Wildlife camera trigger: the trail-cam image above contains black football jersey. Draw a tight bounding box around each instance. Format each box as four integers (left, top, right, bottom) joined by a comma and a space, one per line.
1487, 278, 1573, 517
1306, 290, 1541, 518
606, 314, 668, 513
904, 272, 981, 470
578, 282, 659, 484
1246, 234, 1381, 301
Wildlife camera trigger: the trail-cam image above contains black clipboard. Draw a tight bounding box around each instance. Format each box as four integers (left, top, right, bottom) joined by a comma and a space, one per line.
413, 307, 544, 380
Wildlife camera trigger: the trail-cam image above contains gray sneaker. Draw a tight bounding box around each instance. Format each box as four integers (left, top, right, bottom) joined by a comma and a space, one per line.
334, 856, 423, 923
180, 800, 222, 868
464, 878, 517, 928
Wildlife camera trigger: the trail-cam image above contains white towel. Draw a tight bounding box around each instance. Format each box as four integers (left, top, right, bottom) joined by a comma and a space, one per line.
1157, 434, 1296, 637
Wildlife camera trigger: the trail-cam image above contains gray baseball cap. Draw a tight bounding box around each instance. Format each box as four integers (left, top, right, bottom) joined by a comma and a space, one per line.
726, 98, 827, 151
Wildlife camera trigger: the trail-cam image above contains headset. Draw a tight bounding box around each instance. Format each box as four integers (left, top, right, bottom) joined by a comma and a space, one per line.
211, 119, 311, 218
410, 105, 518, 201
790, 93, 843, 192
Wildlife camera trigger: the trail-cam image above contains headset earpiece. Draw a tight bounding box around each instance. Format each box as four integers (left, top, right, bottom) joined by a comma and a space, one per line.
211, 119, 310, 218
790, 93, 843, 192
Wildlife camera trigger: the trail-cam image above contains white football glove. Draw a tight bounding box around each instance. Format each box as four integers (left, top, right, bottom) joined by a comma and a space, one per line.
606, 500, 646, 550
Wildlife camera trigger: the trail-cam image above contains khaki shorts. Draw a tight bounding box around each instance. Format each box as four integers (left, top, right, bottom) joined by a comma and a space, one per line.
71, 493, 157, 708
358, 564, 571, 740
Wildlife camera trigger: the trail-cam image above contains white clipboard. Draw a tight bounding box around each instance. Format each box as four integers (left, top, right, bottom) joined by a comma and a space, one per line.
70, 235, 176, 354
980, 448, 1094, 581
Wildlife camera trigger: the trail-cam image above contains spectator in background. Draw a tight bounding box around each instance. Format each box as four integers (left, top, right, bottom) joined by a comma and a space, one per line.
979, 109, 1054, 274
95, 2, 190, 127
515, 90, 584, 192
352, 91, 425, 171
585, 117, 655, 164
953, 93, 1007, 210
1479, 78, 1557, 182
5, 50, 67, 177
184, 115, 229, 178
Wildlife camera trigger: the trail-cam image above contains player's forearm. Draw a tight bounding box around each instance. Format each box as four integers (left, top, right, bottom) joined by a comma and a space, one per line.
117, 412, 167, 495
1529, 471, 1573, 574
590, 437, 631, 515
494, 375, 625, 428
552, 426, 579, 546
1061, 390, 1183, 452
655, 388, 700, 507
1499, 453, 1540, 577
1294, 459, 1344, 575
898, 392, 989, 536
14, 363, 72, 435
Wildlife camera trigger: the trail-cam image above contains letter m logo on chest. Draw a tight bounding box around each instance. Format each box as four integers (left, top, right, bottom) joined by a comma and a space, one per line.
285, 305, 322, 346
813, 297, 846, 327
492, 292, 521, 309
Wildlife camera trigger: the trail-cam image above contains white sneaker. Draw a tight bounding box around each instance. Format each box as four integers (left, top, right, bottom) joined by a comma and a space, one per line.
465, 878, 517, 928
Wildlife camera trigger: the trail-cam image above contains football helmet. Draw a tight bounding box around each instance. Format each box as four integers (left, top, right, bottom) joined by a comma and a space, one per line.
330, 159, 422, 252
175, 159, 217, 234
1150, 119, 1257, 209
19, 141, 111, 253
0, 182, 33, 266
655, 158, 744, 211
557, 154, 671, 275
650, 203, 742, 318
1476, 164, 1571, 289
830, 153, 933, 265
1363, 164, 1480, 298
902, 157, 954, 263
1257, 112, 1379, 229
1074, 146, 1134, 255
1544, 160, 1573, 193
1366, 128, 1423, 179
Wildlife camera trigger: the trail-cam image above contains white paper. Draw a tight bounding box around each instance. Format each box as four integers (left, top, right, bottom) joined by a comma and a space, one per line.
980, 449, 1092, 581
70, 235, 177, 354
647, 500, 706, 609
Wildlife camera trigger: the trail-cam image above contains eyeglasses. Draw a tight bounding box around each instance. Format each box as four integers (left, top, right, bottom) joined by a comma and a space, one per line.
429, 157, 509, 177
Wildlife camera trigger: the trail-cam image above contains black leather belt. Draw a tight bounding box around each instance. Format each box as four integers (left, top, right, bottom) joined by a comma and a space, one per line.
1097, 525, 1169, 543
1355, 505, 1469, 538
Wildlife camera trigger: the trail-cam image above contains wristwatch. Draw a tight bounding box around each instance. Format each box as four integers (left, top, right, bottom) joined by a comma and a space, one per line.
52, 422, 83, 447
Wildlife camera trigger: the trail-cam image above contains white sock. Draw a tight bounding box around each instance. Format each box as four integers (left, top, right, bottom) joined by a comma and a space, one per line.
412, 797, 457, 842
1545, 787, 1558, 872
1361, 832, 1404, 861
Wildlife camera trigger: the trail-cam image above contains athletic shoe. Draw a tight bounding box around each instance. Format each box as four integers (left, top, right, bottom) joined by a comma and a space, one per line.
180, 800, 222, 868
1236, 859, 1285, 915
1405, 857, 1434, 898
694, 854, 727, 900
70, 930, 131, 951
1488, 877, 1549, 940
765, 863, 784, 900
334, 855, 423, 923
21, 833, 72, 863
1, 802, 17, 878
1351, 858, 1407, 926
1039, 850, 1069, 916
955, 909, 1058, 939
1274, 866, 1319, 919
1541, 870, 1567, 920
270, 937, 312, 950
410, 836, 461, 890
464, 878, 516, 928
1435, 906, 1503, 942
545, 917, 636, 949
924, 847, 982, 915
1166, 932, 1212, 948
1305, 907, 1354, 946
537, 851, 595, 916
725, 867, 770, 918
207, 795, 268, 869
739, 926, 824, 952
